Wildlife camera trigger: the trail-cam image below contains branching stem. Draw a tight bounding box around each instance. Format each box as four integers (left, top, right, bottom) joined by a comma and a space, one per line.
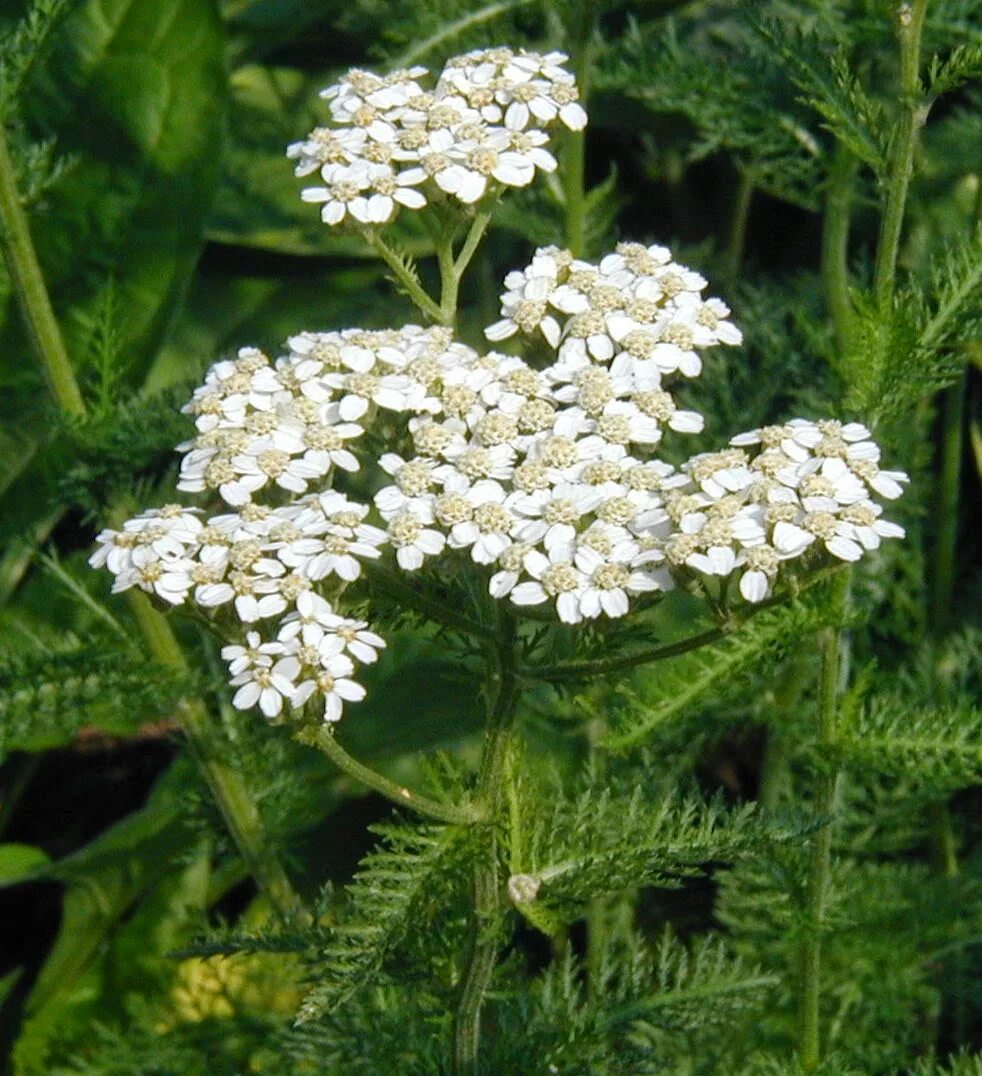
363, 229, 445, 323
296, 725, 481, 825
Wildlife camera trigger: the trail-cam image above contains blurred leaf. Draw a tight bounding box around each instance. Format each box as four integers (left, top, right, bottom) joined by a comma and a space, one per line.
9, 761, 198, 1072
0, 842, 49, 883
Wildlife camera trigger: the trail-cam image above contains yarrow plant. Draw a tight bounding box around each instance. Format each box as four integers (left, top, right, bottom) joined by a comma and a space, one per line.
3, 0, 980, 1064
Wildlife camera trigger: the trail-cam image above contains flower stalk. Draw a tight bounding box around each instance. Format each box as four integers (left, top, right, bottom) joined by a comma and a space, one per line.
452, 608, 519, 1075
797, 573, 849, 1071
296, 724, 481, 825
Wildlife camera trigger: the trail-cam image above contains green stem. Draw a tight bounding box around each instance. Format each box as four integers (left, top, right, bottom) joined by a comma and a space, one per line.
724, 166, 754, 284
2, 113, 300, 920
758, 651, 812, 810
454, 208, 494, 280
523, 625, 726, 683
930, 371, 966, 636
821, 146, 857, 355
363, 229, 445, 323
563, 0, 595, 257
126, 590, 303, 921
872, 0, 931, 307
436, 231, 459, 327
0, 121, 84, 416
296, 725, 480, 825
797, 573, 849, 1072
452, 609, 519, 1075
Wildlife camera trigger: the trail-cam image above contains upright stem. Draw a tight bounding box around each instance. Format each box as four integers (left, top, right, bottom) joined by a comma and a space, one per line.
127, 591, 303, 920
797, 576, 848, 1072
821, 146, 857, 354
1, 113, 302, 920
873, 0, 930, 307
0, 122, 84, 416
452, 609, 519, 1075
563, 0, 595, 257
930, 372, 966, 636
724, 167, 754, 284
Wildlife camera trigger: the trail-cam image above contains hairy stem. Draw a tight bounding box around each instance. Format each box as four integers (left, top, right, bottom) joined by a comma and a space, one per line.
127, 591, 303, 920
454, 207, 494, 278
0, 121, 84, 416
873, 0, 930, 307
363, 229, 445, 323
296, 725, 481, 825
821, 146, 857, 354
758, 650, 812, 810
453, 609, 519, 1075
797, 574, 849, 1071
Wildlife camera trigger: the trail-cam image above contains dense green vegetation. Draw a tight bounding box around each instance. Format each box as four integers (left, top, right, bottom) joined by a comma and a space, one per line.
0, 1, 979, 1073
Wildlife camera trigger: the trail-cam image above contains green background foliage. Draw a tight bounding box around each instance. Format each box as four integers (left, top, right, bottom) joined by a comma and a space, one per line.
0, 0, 979, 1072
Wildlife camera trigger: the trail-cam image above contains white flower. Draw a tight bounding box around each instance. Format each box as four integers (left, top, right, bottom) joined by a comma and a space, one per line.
510, 544, 585, 623
386, 508, 447, 570
229, 651, 301, 719
573, 545, 662, 618
292, 650, 366, 723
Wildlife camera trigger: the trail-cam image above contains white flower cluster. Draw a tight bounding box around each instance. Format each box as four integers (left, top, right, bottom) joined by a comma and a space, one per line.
369, 242, 743, 623
289, 47, 586, 226
91, 240, 907, 724
657, 419, 908, 603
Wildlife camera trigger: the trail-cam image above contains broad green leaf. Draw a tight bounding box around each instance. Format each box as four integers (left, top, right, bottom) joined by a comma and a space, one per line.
0, 0, 227, 409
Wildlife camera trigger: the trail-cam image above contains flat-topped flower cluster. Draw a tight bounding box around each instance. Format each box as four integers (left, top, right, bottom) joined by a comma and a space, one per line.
90, 239, 907, 723
90, 49, 907, 725
289, 47, 586, 225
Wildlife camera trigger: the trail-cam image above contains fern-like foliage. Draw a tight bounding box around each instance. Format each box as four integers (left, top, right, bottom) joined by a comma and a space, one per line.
842, 227, 982, 419
514, 763, 804, 913
296, 817, 472, 1023
757, 24, 887, 173
601, 588, 836, 750
0, 0, 70, 117
0, 632, 195, 760
600, 13, 827, 210
832, 695, 982, 789
490, 928, 776, 1074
